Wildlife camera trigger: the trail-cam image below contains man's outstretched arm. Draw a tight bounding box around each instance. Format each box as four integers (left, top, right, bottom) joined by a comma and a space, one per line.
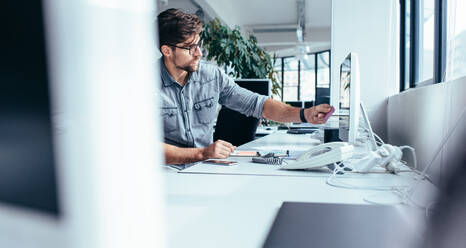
163, 140, 237, 164
261, 98, 332, 124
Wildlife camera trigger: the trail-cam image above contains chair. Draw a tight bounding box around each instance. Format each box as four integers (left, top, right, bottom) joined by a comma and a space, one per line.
213, 107, 260, 146
213, 79, 270, 146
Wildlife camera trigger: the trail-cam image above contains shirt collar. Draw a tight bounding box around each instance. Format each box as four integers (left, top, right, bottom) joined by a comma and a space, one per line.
160, 59, 200, 87
160, 60, 178, 87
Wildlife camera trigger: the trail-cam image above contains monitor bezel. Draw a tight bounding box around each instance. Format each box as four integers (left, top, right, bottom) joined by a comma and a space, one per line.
338, 52, 360, 145
234, 78, 271, 97
0, 1, 165, 247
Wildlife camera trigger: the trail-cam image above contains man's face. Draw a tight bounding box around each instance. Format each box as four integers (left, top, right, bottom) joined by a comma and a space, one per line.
169, 34, 202, 72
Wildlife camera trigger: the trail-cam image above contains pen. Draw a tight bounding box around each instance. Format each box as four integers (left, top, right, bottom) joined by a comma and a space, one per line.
275, 150, 290, 157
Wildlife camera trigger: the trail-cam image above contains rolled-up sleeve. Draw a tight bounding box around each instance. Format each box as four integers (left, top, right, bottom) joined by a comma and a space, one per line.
217, 70, 268, 119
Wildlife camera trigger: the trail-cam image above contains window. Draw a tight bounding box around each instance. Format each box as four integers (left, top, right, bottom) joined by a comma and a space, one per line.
401, 0, 466, 91
402, 0, 411, 90
418, 0, 435, 83
276, 50, 331, 102
273, 58, 283, 98
282, 57, 299, 101
316, 52, 330, 88
300, 54, 315, 101
446, 0, 466, 80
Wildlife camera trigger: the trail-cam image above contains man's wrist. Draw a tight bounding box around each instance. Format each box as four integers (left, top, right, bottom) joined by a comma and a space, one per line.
197, 147, 206, 161
299, 108, 307, 123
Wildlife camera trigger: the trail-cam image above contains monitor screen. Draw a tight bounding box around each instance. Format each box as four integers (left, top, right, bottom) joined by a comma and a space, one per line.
338, 55, 351, 142
339, 57, 351, 112
235, 79, 270, 96
303, 101, 314, 108
285, 101, 303, 108
0, 1, 60, 216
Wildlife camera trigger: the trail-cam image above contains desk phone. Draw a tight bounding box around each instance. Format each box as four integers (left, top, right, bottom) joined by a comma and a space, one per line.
280, 142, 354, 170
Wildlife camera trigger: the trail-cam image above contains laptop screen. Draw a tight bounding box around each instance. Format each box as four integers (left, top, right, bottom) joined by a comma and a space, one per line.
0, 1, 60, 216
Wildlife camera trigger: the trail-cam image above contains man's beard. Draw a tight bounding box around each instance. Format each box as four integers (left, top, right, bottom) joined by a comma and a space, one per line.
173, 54, 199, 72
176, 63, 198, 72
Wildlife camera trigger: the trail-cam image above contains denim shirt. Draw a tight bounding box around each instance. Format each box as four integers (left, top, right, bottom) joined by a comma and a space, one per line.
160, 60, 267, 148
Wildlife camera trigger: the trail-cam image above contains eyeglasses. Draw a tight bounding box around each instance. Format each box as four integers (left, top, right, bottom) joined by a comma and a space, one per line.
167, 40, 203, 55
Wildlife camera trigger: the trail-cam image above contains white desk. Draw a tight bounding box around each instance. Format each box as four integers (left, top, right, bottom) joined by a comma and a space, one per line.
254, 126, 277, 136
162, 131, 436, 248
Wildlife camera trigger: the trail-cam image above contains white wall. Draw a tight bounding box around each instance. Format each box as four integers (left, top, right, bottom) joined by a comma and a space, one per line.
331, 0, 399, 140
194, 0, 238, 26
158, 0, 197, 12
387, 76, 466, 185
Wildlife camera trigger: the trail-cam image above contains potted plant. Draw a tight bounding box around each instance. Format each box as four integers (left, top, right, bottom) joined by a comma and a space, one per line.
201, 18, 281, 97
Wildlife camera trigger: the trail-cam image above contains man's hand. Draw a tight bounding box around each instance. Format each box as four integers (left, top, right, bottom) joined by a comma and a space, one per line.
202, 140, 236, 159
304, 104, 332, 124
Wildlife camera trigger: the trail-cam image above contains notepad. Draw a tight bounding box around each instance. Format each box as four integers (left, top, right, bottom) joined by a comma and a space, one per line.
230, 150, 258, 157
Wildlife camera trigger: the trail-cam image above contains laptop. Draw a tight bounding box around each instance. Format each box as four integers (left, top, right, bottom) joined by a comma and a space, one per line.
263, 202, 420, 248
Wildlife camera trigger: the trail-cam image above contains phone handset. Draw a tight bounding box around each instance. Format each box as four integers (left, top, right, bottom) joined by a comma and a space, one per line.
280, 142, 354, 170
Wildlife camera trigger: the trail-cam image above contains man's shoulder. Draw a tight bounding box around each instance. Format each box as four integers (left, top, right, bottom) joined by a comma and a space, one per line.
198, 60, 220, 73
193, 60, 223, 81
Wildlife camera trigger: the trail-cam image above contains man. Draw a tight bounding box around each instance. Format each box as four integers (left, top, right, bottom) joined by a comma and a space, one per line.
158, 8, 332, 165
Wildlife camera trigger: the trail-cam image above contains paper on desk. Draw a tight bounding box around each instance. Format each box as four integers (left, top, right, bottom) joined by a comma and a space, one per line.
251, 145, 312, 152
231, 150, 258, 157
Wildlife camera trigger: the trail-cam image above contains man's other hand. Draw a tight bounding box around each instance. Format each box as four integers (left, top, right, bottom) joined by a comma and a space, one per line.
304, 104, 332, 124
202, 140, 236, 159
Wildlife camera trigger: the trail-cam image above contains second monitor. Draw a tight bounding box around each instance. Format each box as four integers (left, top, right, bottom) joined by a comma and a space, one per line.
235, 79, 270, 96
338, 52, 361, 145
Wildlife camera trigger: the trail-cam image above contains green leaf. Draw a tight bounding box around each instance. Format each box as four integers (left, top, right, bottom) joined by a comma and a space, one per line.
202, 18, 281, 94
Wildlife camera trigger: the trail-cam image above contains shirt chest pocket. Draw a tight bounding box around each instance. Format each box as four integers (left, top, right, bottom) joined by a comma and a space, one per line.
193, 97, 216, 125
162, 107, 179, 133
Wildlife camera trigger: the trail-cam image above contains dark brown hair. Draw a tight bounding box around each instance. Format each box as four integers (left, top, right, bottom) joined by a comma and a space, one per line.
157, 8, 202, 48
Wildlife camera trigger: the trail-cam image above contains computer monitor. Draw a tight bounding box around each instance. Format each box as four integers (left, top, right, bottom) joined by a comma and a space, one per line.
235, 79, 271, 96
359, 102, 378, 151
338, 52, 361, 145
285, 101, 304, 108
303, 101, 314, 108
0, 1, 164, 247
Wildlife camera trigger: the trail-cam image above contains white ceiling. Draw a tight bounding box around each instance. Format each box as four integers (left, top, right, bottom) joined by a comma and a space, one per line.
158, 0, 332, 56
200, 0, 331, 27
